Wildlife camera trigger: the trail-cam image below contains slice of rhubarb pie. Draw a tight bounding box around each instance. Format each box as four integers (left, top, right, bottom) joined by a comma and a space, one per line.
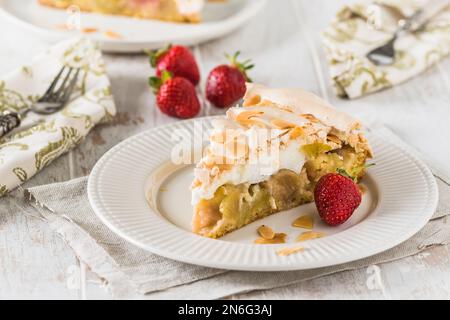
191, 83, 372, 238
39, 0, 205, 23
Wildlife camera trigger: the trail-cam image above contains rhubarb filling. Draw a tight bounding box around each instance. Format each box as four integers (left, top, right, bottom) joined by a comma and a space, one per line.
192, 144, 367, 238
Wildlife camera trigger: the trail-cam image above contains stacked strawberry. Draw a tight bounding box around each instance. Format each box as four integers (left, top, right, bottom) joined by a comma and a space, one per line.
149, 71, 200, 119
150, 44, 200, 86
148, 44, 254, 118
148, 45, 201, 119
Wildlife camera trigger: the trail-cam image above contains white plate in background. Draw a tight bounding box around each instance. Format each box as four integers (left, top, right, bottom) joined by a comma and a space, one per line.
0, 0, 266, 52
87, 117, 438, 271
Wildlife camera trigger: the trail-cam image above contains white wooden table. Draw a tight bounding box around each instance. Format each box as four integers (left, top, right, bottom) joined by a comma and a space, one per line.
1, 0, 450, 299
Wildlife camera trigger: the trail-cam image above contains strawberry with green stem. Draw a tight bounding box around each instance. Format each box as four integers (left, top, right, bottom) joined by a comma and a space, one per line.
314, 164, 375, 226
149, 70, 200, 119
206, 51, 254, 108
148, 44, 200, 86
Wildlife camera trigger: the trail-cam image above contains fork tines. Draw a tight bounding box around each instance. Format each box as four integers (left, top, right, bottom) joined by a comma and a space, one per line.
39, 66, 80, 104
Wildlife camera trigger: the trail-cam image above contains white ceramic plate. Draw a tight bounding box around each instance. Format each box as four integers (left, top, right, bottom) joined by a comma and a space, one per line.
87, 117, 438, 271
0, 0, 266, 52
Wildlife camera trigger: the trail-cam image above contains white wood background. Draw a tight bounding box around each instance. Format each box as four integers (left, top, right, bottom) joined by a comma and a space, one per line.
1, 0, 450, 299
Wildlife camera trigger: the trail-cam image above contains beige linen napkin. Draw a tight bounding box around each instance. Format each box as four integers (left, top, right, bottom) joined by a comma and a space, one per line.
322, 0, 450, 98
0, 37, 116, 197
11, 125, 450, 299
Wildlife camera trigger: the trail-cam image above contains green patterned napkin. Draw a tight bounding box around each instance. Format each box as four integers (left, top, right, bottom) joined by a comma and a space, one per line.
0, 37, 115, 197
322, 0, 450, 98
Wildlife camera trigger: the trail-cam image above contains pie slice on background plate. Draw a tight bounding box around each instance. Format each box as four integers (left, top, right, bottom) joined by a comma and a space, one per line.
191, 83, 373, 238
38, 0, 206, 23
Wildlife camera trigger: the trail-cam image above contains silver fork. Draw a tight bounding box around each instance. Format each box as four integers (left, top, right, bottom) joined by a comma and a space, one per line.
367, 9, 424, 66
366, 0, 450, 66
0, 66, 81, 138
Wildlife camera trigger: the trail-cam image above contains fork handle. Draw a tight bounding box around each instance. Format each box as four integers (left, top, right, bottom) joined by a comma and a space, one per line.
0, 113, 21, 138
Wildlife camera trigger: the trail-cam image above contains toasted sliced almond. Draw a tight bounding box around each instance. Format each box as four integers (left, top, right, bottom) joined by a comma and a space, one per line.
257, 225, 275, 240
327, 134, 341, 145
296, 231, 325, 242
236, 117, 267, 128
276, 246, 305, 256
235, 110, 264, 122
243, 94, 261, 107
270, 118, 296, 129
276, 233, 287, 240
268, 129, 290, 142
292, 214, 314, 229
302, 113, 320, 123
105, 30, 123, 39
81, 27, 98, 33
254, 233, 287, 244
289, 127, 305, 139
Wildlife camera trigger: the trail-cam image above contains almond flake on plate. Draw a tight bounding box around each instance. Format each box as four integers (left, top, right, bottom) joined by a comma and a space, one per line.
105, 30, 123, 39
257, 225, 275, 240
82, 27, 98, 33
292, 214, 314, 229
254, 233, 287, 244
296, 231, 325, 242
276, 246, 305, 256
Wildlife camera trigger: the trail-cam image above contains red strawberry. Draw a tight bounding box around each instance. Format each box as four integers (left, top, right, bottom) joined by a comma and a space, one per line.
149, 71, 200, 119
314, 171, 362, 226
148, 44, 200, 86
206, 51, 254, 108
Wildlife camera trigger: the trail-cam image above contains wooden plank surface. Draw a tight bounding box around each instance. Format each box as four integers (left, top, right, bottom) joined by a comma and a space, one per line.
0, 0, 450, 299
